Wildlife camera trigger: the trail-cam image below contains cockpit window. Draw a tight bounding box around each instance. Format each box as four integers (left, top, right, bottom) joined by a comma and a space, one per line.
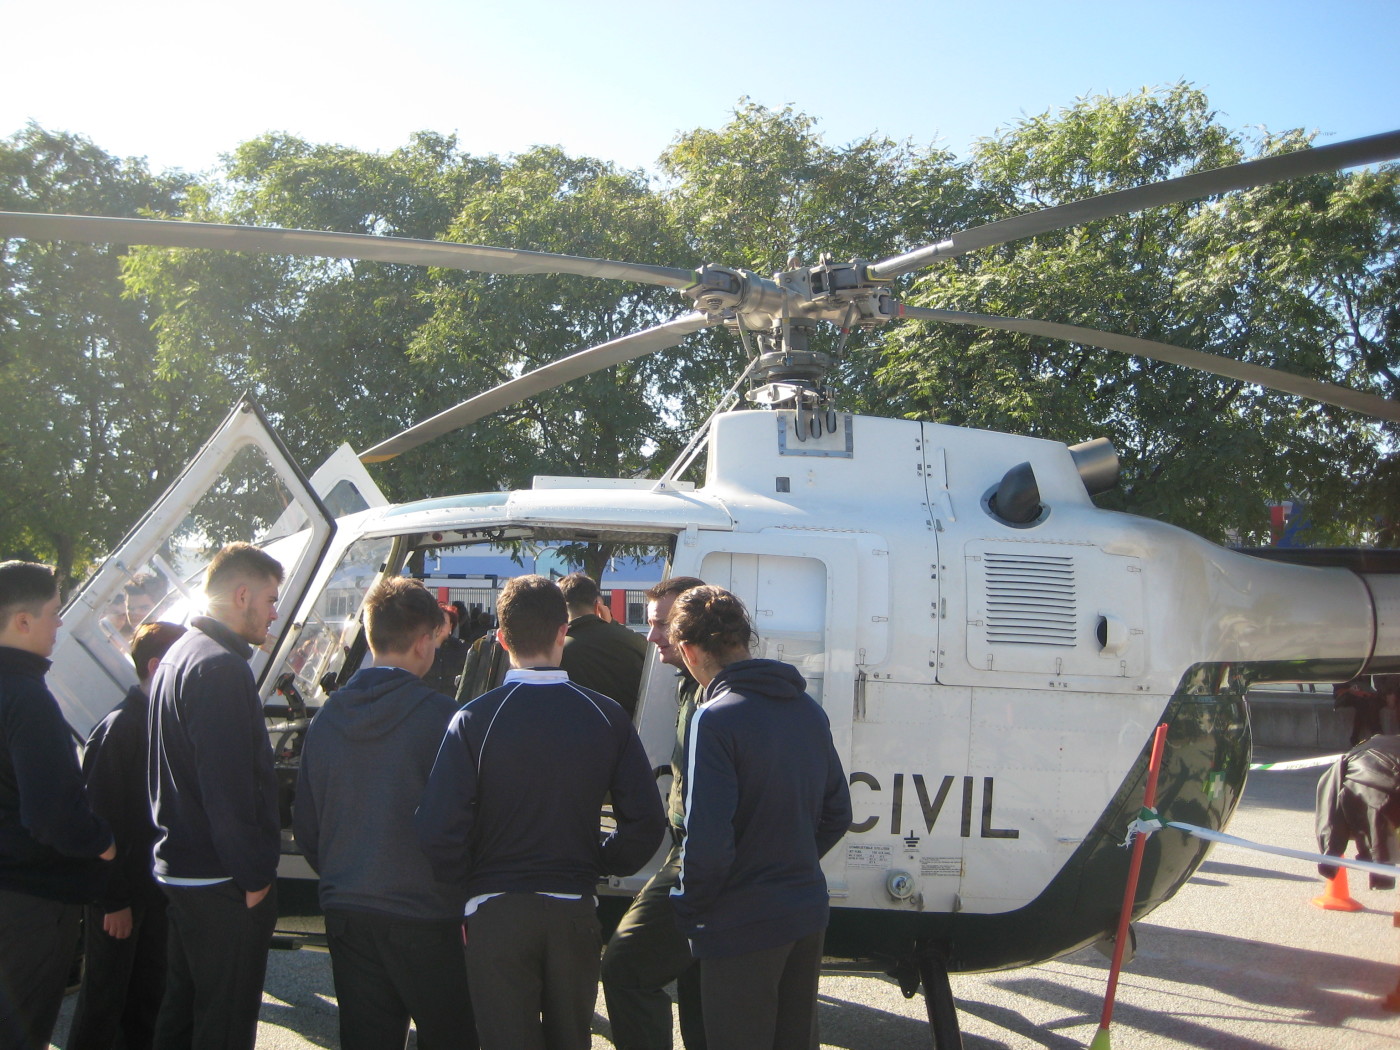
321, 479, 373, 518
275, 535, 395, 706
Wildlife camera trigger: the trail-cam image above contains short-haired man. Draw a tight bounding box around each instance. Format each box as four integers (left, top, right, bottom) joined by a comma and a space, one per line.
70, 621, 187, 1050
417, 575, 666, 1050
0, 561, 116, 1050
601, 576, 708, 1050
294, 577, 477, 1050
558, 572, 647, 717
120, 574, 166, 645
148, 543, 284, 1050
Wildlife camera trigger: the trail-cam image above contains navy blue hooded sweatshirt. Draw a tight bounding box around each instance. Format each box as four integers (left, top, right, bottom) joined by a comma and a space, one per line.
294, 666, 465, 919
416, 668, 666, 900
0, 646, 112, 901
672, 659, 852, 959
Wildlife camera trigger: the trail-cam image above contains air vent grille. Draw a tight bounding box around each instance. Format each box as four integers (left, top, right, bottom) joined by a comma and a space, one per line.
983, 552, 1076, 646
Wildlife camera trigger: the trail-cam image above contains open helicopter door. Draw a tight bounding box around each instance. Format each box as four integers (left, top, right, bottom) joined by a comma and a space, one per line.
50, 397, 336, 740
675, 529, 892, 899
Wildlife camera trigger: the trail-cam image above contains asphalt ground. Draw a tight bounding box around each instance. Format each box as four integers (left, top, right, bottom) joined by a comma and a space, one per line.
50, 745, 1400, 1049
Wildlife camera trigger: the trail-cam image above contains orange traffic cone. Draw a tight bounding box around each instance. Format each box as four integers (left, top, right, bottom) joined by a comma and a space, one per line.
1310, 866, 1363, 911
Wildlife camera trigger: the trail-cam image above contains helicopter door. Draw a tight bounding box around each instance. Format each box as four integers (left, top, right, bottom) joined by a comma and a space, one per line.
50, 397, 336, 739
683, 529, 888, 897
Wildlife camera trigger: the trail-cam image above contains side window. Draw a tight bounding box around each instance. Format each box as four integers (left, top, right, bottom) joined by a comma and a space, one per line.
321, 479, 374, 518
273, 536, 395, 706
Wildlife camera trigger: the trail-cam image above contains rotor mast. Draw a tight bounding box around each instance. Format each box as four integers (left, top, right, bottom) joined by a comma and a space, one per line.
684, 255, 899, 412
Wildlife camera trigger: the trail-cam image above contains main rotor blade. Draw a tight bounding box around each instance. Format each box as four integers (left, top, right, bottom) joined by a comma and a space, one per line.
897, 304, 1400, 422
870, 129, 1400, 279
359, 312, 715, 462
0, 211, 699, 290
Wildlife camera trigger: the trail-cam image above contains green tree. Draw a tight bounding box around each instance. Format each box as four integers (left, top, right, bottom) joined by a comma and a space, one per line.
122, 132, 506, 502
0, 126, 193, 586
9, 87, 1396, 588
409, 146, 696, 488
406, 146, 701, 578
125, 139, 705, 578
875, 85, 1399, 543
659, 101, 982, 414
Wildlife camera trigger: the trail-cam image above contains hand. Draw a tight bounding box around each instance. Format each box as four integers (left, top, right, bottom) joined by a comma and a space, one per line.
245, 884, 270, 909
99, 842, 116, 862
102, 907, 133, 939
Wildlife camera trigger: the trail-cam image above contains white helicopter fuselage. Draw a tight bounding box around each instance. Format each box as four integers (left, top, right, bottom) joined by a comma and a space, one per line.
323, 408, 1397, 967
51, 404, 1400, 973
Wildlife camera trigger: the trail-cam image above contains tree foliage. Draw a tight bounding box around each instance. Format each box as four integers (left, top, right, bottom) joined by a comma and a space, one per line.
0, 126, 193, 585
121, 132, 505, 503
876, 86, 1399, 543
2, 86, 1398, 585
407, 145, 696, 488
659, 101, 982, 413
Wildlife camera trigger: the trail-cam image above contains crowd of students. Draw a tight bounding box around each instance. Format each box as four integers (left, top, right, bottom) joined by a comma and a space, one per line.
0, 553, 851, 1050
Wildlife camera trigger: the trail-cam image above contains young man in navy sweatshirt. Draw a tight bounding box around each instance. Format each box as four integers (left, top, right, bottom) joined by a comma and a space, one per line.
147, 543, 283, 1050
70, 620, 187, 1050
294, 576, 477, 1050
417, 574, 666, 1050
0, 561, 115, 1050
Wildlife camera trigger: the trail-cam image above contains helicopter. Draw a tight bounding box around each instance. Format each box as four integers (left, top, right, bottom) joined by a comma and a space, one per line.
5, 127, 1400, 1050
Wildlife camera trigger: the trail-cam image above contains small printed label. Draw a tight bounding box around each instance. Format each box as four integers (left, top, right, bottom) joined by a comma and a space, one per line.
921, 856, 962, 878
847, 844, 893, 868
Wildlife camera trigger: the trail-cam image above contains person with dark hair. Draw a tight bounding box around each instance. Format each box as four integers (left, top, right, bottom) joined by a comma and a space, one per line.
417, 574, 665, 1050
0, 561, 116, 1050
601, 575, 708, 1050
70, 621, 188, 1050
425, 601, 471, 697
148, 542, 284, 1050
119, 573, 167, 645
462, 607, 492, 646
558, 572, 647, 717
1333, 678, 1388, 746
295, 577, 477, 1050
668, 586, 851, 1050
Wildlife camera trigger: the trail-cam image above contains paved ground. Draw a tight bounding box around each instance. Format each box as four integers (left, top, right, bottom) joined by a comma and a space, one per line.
51, 745, 1400, 1049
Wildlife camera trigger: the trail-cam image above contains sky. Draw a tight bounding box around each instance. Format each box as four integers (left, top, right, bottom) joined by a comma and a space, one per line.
4, 0, 1399, 179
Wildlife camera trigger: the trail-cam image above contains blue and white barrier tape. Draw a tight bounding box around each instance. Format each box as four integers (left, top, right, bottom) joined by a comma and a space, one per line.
1248, 755, 1342, 772
1124, 806, 1400, 880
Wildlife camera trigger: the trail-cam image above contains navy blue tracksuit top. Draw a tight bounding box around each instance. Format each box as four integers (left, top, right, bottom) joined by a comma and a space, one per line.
0, 646, 112, 902
148, 617, 280, 892
672, 658, 852, 959
416, 668, 666, 901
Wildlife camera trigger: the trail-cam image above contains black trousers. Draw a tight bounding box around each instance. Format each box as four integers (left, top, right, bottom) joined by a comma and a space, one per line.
699, 930, 823, 1050
464, 894, 601, 1050
0, 888, 80, 1050
69, 894, 169, 1050
324, 909, 477, 1050
152, 881, 277, 1050
600, 843, 705, 1050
